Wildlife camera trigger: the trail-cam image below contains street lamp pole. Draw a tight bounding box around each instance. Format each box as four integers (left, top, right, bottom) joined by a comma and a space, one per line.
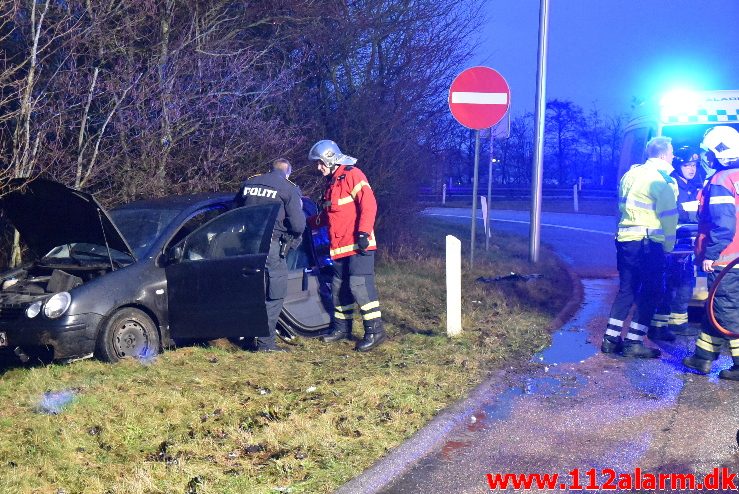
529, 0, 550, 263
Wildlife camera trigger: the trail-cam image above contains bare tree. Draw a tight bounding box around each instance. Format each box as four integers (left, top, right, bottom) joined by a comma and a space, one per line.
545, 99, 584, 186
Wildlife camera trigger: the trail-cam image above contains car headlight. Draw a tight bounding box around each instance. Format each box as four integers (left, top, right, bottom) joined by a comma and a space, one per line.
26, 301, 43, 319
44, 292, 71, 319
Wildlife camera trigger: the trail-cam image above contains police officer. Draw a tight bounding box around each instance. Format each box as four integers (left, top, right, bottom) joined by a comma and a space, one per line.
235, 158, 305, 352
601, 136, 678, 358
307, 140, 386, 352
684, 126, 739, 380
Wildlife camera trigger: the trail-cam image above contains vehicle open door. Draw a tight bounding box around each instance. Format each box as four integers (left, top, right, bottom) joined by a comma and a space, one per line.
165, 204, 278, 340
279, 199, 332, 338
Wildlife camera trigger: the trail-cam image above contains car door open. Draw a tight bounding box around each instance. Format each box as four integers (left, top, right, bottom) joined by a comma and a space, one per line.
165, 204, 278, 340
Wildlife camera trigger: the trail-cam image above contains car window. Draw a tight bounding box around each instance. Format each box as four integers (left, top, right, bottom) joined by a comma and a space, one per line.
167, 205, 227, 249
181, 204, 276, 261
110, 208, 180, 258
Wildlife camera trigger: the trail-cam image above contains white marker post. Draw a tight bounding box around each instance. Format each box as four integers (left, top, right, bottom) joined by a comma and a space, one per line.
573, 183, 579, 212
446, 235, 462, 337
480, 195, 489, 239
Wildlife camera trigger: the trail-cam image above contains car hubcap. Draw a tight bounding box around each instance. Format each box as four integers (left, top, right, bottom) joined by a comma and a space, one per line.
113, 320, 149, 358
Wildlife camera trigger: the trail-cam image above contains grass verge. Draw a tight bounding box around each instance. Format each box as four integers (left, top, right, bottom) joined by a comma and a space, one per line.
0, 217, 571, 494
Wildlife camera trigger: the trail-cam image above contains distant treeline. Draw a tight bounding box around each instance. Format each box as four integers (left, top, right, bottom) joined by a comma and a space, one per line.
0, 0, 483, 253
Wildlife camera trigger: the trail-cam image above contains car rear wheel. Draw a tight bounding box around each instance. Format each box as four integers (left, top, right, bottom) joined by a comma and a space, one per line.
95, 308, 160, 362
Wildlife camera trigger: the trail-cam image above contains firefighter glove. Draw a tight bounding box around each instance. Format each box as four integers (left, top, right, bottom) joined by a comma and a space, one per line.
357, 232, 371, 254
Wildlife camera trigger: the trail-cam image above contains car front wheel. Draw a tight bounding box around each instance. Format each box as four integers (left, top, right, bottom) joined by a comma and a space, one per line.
95, 308, 160, 362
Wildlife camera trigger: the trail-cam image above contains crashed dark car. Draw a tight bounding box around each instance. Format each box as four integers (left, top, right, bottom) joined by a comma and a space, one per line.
0, 179, 332, 363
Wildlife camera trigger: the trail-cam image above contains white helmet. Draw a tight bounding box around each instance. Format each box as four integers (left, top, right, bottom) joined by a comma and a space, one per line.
701, 126, 739, 163
308, 140, 357, 168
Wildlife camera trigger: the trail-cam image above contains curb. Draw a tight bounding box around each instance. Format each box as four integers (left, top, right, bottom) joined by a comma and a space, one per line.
334, 259, 584, 494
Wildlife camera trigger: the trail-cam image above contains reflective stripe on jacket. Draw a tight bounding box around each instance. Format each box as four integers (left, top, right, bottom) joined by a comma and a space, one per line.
616, 158, 678, 252
308, 165, 378, 260
695, 165, 739, 268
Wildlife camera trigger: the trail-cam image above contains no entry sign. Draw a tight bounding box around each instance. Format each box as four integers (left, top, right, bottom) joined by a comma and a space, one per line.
448, 66, 510, 130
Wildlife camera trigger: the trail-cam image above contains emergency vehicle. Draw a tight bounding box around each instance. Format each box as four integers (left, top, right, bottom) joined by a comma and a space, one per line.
618, 89, 739, 306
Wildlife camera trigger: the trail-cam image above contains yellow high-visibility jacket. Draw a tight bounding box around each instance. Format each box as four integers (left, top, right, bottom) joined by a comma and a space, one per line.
616, 158, 679, 252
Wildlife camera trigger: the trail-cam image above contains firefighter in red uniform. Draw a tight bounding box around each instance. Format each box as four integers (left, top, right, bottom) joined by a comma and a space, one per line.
683, 126, 739, 380
307, 140, 387, 351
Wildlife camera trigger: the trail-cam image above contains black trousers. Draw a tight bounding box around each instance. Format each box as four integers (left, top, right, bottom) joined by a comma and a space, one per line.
694, 270, 739, 362
605, 239, 666, 340
258, 239, 287, 348
655, 254, 695, 319
330, 251, 382, 334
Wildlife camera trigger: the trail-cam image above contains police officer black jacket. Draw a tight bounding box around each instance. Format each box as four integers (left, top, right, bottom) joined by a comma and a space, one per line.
235, 169, 306, 240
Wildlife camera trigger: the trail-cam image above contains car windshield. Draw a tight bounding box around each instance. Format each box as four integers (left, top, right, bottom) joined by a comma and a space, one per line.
43, 243, 134, 265
109, 208, 180, 258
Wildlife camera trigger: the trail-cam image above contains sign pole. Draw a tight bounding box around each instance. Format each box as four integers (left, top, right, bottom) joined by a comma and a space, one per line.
486, 135, 493, 251
529, 0, 550, 263
470, 129, 480, 267
447, 65, 510, 267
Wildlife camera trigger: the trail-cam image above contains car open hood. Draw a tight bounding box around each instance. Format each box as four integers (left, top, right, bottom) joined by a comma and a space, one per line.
0, 178, 135, 260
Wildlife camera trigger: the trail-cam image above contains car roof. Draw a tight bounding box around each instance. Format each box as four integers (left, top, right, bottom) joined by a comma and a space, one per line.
113, 192, 234, 214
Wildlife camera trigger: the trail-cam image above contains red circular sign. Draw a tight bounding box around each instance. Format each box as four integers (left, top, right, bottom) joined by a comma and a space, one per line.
448, 66, 510, 130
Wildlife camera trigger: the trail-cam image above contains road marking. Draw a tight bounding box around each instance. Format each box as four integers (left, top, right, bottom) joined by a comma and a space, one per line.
450, 92, 508, 105
424, 213, 613, 236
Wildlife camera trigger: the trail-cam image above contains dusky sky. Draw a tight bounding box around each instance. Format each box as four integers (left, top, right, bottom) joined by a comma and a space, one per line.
472, 0, 739, 117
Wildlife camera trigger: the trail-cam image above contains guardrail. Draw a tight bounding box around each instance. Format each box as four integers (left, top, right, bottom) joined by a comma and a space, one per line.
418, 185, 616, 202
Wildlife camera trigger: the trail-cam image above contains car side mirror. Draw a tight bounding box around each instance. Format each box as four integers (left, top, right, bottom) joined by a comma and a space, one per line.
155, 253, 167, 268
159, 246, 183, 267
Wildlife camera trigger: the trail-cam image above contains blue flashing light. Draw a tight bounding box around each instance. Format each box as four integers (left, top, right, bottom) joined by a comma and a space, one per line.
660, 88, 703, 116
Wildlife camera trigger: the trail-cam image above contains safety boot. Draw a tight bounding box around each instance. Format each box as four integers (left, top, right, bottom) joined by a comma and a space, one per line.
648, 326, 676, 342
600, 336, 622, 354
621, 341, 661, 358
355, 320, 387, 352
321, 329, 351, 343
321, 319, 352, 343
682, 355, 713, 374
719, 366, 739, 381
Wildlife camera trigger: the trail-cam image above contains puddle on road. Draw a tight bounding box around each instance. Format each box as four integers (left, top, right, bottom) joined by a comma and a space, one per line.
524, 371, 588, 398
533, 278, 613, 365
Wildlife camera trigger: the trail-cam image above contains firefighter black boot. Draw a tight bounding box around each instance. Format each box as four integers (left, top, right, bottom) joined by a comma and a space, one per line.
684, 332, 722, 374
321, 320, 352, 343
719, 366, 739, 381
355, 320, 387, 352
601, 336, 622, 354
321, 328, 351, 342
719, 348, 739, 380
321, 304, 354, 343
683, 355, 713, 374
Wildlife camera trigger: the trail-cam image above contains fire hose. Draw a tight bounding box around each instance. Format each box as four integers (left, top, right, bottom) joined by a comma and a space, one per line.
706, 256, 739, 338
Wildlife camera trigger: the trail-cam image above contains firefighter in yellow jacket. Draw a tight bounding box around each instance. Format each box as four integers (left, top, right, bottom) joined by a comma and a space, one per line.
601, 136, 678, 358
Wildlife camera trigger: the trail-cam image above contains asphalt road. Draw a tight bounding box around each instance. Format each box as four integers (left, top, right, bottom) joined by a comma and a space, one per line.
337, 208, 739, 494
423, 207, 618, 278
